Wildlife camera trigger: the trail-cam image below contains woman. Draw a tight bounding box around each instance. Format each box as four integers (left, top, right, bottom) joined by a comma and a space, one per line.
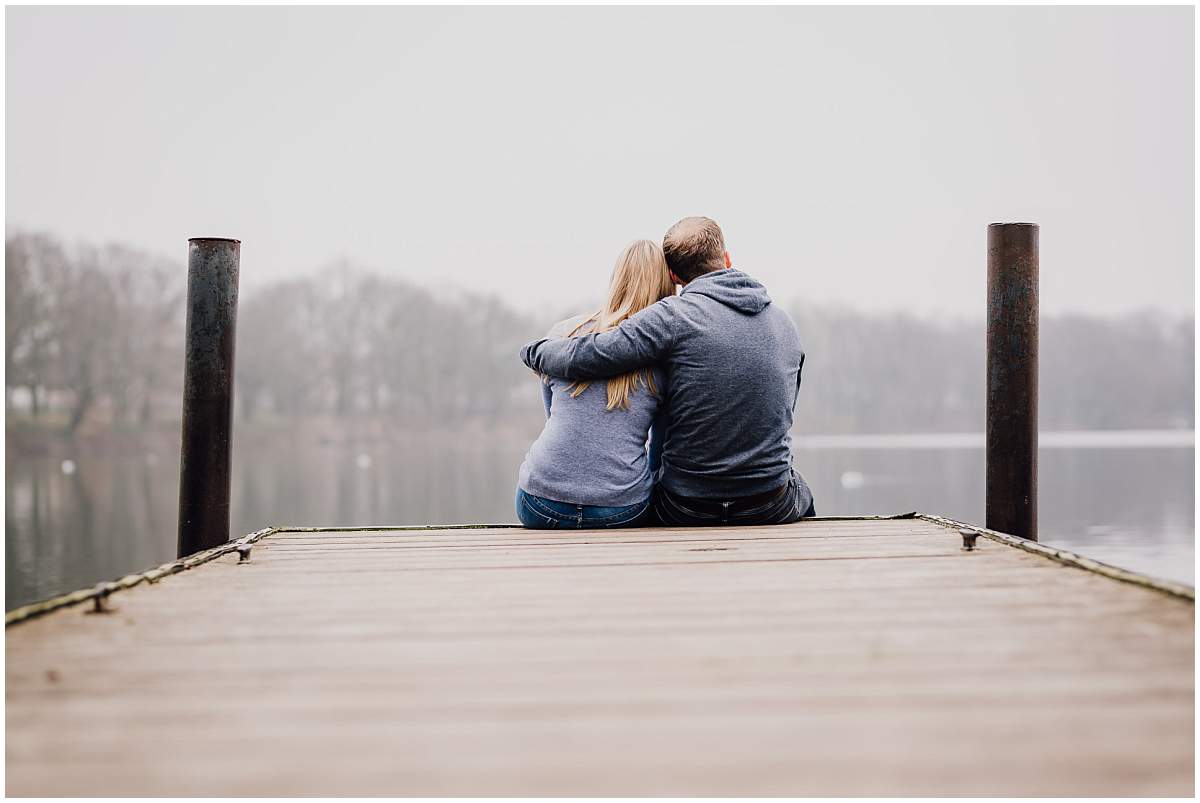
515, 240, 674, 529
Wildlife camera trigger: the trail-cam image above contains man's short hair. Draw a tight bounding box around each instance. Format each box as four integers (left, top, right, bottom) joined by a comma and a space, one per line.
662, 216, 726, 283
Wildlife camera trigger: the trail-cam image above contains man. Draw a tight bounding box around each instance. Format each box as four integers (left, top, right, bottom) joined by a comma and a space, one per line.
521, 216, 814, 526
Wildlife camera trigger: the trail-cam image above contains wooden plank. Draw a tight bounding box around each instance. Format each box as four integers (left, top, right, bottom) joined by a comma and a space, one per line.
6, 518, 1193, 796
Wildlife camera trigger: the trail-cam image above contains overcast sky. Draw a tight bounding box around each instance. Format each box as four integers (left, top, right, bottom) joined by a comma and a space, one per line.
6, 6, 1194, 317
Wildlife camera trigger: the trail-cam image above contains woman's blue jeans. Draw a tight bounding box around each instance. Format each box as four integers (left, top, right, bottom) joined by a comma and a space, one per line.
515, 488, 653, 529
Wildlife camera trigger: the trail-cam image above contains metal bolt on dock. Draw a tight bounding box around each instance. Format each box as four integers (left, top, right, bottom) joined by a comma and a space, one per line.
87, 583, 116, 615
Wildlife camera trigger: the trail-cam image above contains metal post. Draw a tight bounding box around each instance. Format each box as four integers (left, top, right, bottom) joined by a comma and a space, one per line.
986, 223, 1038, 541
177, 238, 241, 557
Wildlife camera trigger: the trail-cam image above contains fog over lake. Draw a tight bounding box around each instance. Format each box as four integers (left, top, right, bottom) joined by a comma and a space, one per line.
6, 423, 1194, 610
6, 230, 1194, 610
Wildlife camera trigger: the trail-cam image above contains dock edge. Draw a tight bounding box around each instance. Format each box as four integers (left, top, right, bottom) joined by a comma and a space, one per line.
7, 512, 1191, 627
918, 513, 1195, 602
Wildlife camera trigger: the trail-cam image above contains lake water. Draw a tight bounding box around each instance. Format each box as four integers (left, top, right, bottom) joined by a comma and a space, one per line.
5, 428, 1194, 610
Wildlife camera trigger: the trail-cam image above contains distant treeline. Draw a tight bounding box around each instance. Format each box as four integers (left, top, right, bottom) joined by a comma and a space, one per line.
790, 303, 1194, 432
6, 233, 1194, 435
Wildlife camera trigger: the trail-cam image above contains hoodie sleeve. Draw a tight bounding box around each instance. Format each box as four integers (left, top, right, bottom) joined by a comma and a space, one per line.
521, 300, 676, 380
540, 378, 554, 419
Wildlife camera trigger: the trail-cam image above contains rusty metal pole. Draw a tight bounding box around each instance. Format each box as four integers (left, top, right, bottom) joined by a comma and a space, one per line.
986, 223, 1038, 541
177, 238, 240, 557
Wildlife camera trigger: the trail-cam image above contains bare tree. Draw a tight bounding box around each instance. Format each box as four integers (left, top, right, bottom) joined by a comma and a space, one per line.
83, 244, 184, 425
53, 249, 119, 433
236, 278, 325, 419
5, 233, 69, 418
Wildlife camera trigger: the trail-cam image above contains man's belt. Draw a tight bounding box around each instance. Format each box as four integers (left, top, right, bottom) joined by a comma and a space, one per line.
664, 479, 791, 514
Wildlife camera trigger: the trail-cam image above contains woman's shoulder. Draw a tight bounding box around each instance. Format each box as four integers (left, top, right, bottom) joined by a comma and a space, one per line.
547, 313, 596, 338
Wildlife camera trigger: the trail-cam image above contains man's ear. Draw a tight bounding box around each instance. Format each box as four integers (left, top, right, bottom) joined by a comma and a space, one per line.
723, 250, 732, 269
669, 270, 683, 286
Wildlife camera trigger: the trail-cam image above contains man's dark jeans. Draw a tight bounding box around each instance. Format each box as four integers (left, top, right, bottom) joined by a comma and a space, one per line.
652, 470, 815, 527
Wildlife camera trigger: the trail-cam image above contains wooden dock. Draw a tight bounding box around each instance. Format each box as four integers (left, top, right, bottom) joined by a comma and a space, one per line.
6, 516, 1194, 796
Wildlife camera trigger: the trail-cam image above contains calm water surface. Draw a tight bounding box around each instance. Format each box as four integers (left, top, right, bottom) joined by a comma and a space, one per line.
6, 430, 1193, 610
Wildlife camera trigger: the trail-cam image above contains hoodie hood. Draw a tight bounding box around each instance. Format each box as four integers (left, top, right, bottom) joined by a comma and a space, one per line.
680, 269, 772, 315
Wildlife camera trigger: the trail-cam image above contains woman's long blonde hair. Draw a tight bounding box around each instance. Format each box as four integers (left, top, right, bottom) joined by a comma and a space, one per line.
564, 239, 675, 410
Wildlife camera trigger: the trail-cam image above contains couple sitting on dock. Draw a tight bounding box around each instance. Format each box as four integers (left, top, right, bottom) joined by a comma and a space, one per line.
517, 216, 815, 529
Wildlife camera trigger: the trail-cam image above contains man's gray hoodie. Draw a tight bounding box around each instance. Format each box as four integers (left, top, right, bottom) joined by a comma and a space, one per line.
521, 268, 811, 503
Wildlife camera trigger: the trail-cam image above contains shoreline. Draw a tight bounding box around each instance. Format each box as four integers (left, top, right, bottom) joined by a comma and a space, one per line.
7, 416, 1194, 459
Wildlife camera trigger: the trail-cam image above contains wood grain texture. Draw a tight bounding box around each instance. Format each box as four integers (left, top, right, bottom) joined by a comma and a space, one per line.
6, 519, 1194, 796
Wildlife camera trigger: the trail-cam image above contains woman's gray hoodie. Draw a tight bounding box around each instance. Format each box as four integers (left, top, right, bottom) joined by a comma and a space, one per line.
521, 269, 810, 505
518, 316, 665, 507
